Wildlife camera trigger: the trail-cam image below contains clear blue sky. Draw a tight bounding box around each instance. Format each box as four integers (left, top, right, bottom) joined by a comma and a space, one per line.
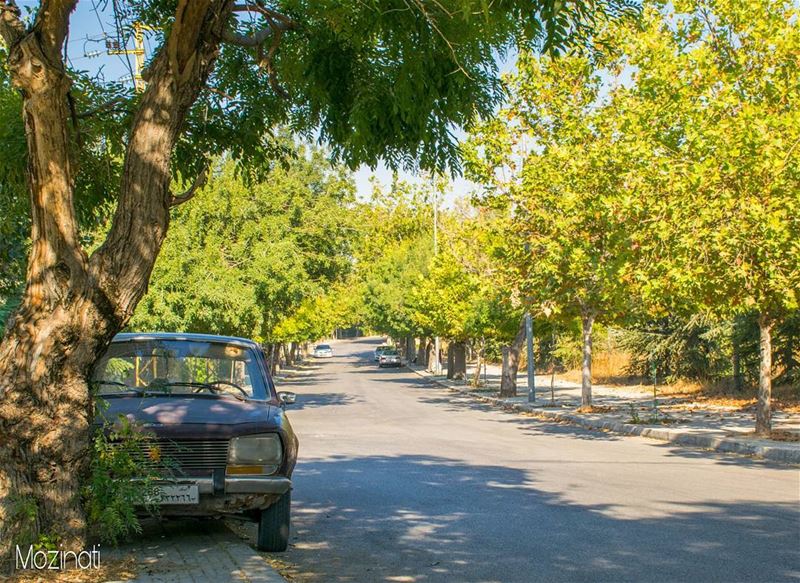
18, 1, 517, 203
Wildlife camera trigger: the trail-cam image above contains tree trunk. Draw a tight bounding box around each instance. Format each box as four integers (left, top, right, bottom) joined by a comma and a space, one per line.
426, 340, 436, 372
581, 312, 595, 408
405, 337, 415, 361
756, 315, 773, 436
499, 317, 526, 397
451, 341, 467, 380
416, 338, 427, 365
0, 1, 235, 561
447, 345, 455, 379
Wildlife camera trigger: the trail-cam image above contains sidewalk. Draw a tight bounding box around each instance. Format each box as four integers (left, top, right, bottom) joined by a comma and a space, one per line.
106, 519, 287, 583
407, 362, 800, 465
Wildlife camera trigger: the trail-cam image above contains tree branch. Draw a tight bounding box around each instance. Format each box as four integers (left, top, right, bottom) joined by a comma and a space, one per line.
0, 0, 25, 47
222, 5, 295, 97
33, 0, 77, 63
170, 159, 211, 207
221, 25, 273, 47
76, 96, 128, 119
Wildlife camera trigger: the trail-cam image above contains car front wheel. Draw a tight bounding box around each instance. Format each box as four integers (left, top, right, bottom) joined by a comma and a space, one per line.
257, 491, 291, 552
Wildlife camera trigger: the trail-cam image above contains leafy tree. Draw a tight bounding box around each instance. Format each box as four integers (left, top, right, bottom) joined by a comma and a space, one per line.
355, 179, 434, 345
0, 0, 637, 552
466, 52, 641, 407
611, 0, 800, 433
131, 147, 356, 346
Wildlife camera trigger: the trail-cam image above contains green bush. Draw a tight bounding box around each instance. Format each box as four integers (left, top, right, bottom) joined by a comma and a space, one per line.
83, 409, 166, 545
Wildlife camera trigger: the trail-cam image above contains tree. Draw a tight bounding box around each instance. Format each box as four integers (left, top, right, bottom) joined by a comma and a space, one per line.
130, 146, 356, 348
355, 178, 435, 349
466, 52, 641, 407
0, 0, 636, 554
611, 0, 800, 434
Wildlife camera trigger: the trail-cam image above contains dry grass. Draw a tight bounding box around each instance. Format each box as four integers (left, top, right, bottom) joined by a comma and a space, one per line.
575, 405, 615, 414
554, 348, 800, 413
8, 557, 137, 582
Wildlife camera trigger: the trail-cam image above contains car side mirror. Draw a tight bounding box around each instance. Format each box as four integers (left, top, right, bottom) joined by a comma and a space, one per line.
277, 391, 296, 407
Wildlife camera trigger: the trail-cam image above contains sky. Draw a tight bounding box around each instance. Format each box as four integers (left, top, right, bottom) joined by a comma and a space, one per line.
17, 1, 517, 204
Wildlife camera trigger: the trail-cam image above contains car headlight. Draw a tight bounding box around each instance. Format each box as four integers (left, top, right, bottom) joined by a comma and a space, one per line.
228, 434, 283, 474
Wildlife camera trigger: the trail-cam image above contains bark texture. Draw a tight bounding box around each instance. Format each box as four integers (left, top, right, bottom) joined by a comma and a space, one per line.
416, 338, 427, 366
405, 337, 415, 362
580, 312, 595, 408
499, 317, 526, 398
446, 346, 455, 379
755, 315, 773, 436
0, 0, 234, 564
451, 341, 466, 380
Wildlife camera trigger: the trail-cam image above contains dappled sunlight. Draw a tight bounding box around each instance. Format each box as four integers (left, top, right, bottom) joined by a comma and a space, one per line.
238, 452, 800, 582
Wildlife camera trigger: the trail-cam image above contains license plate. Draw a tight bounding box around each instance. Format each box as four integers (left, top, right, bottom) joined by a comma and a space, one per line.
155, 484, 199, 505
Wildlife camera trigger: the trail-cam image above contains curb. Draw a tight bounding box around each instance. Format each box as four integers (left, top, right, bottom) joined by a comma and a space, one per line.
407, 366, 800, 465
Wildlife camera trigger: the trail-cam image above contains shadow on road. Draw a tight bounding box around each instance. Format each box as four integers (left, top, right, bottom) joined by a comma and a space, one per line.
289, 392, 364, 410
238, 453, 800, 582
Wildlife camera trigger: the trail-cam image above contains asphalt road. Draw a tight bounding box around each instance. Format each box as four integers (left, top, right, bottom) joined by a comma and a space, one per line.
271, 338, 800, 582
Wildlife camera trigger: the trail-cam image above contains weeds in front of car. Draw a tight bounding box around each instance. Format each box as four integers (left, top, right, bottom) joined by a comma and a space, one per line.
83, 401, 166, 545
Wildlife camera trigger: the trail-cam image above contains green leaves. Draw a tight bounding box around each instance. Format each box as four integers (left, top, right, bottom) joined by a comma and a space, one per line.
129, 144, 357, 343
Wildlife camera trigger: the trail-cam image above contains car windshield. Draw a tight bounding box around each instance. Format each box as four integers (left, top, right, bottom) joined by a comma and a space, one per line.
317, 345, 331, 350
93, 338, 266, 399
383, 350, 399, 356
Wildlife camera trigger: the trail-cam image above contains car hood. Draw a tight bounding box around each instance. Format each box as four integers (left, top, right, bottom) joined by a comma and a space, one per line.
96, 395, 279, 439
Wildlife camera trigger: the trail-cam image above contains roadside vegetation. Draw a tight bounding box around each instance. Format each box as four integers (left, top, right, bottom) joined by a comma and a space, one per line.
0, 0, 795, 566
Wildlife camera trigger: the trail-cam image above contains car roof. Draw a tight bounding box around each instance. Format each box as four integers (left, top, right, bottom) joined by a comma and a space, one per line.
112, 332, 260, 349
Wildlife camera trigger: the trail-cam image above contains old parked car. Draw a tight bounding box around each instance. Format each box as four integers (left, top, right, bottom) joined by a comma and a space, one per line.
92, 332, 299, 552
378, 348, 402, 368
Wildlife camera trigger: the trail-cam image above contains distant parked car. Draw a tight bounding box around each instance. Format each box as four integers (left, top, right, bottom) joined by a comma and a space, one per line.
374, 345, 391, 361
313, 344, 333, 358
378, 348, 402, 368
92, 332, 299, 552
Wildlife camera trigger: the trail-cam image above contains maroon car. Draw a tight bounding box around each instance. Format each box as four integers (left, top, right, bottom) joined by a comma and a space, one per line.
93, 332, 299, 551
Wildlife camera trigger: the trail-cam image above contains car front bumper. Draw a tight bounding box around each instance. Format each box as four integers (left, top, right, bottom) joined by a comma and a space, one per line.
147, 476, 291, 517
192, 475, 291, 495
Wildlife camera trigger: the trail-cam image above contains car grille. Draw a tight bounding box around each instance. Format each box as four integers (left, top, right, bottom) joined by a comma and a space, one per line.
122, 439, 230, 473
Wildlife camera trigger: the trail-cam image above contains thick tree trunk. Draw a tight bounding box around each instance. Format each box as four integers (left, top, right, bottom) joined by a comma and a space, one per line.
416, 338, 427, 365
581, 312, 595, 408
451, 341, 467, 380
405, 337, 415, 361
499, 317, 526, 398
0, 0, 234, 563
446, 345, 455, 379
756, 315, 773, 436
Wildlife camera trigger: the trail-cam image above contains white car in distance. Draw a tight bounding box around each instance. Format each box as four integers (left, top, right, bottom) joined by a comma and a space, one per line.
313, 344, 333, 358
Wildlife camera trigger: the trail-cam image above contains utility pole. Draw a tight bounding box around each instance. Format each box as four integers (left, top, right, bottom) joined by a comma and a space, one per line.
526, 312, 535, 402
432, 174, 441, 376
107, 23, 152, 92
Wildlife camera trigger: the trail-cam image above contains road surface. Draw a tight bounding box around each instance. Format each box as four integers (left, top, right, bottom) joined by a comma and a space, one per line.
266, 338, 800, 582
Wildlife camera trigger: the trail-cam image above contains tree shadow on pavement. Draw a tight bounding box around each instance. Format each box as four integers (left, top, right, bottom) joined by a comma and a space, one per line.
288, 392, 364, 411
237, 453, 799, 583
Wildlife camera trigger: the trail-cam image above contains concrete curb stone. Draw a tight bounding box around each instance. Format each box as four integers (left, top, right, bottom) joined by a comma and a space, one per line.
407, 365, 800, 465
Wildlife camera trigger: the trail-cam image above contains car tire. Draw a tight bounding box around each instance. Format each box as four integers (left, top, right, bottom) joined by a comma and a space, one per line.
257, 491, 291, 552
